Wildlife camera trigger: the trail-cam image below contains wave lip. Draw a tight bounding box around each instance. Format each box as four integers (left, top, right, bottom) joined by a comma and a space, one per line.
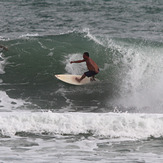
19, 33, 39, 38
0, 112, 163, 140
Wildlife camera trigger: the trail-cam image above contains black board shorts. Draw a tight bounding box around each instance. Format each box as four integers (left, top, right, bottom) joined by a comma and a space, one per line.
84, 70, 99, 77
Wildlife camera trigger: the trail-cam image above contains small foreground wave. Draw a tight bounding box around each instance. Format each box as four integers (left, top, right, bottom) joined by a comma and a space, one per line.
0, 112, 163, 140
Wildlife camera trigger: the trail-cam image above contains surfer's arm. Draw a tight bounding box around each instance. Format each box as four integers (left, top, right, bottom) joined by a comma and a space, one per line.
70, 59, 85, 64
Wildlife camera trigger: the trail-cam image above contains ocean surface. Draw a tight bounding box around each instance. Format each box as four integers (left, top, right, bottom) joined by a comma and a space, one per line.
0, 0, 163, 162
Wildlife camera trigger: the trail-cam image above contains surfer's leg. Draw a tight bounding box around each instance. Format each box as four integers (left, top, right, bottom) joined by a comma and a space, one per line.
76, 74, 86, 82
76, 71, 97, 82
90, 75, 96, 81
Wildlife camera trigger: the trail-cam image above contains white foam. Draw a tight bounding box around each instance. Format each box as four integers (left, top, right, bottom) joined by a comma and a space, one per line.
0, 36, 6, 41
0, 112, 163, 140
0, 91, 25, 111
110, 41, 163, 111
0, 53, 6, 74
19, 33, 39, 38
83, 28, 104, 46
64, 53, 87, 75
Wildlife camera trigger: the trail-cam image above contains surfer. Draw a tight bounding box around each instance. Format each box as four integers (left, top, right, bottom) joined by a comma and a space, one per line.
70, 52, 99, 82
0, 45, 8, 51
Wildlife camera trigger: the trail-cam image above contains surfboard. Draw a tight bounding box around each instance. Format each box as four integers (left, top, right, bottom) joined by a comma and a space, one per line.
55, 74, 99, 85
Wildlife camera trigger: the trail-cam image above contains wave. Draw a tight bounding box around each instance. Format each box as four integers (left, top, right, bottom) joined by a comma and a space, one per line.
0, 111, 163, 140
0, 31, 163, 112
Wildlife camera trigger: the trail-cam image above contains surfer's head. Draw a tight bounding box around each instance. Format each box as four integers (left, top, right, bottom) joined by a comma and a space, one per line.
83, 52, 89, 59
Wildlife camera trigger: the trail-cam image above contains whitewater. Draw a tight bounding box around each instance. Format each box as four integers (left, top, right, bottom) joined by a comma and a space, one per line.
0, 111, 163, 139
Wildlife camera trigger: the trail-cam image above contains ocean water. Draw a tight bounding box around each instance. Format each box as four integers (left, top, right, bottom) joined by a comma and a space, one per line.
0, 0, 163, 162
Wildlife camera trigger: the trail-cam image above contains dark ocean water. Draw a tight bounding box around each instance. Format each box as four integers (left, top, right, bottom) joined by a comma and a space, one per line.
0, 0, 163, 162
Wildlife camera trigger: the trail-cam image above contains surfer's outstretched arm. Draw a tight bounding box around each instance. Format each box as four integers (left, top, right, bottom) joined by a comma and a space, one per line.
70, 59, 85, 64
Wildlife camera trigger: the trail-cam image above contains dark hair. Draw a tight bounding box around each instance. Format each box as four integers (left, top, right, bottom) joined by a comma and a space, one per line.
84, 52, 89, 57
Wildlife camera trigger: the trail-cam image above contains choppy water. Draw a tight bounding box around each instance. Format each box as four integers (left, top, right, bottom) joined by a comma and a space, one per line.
0, 0, 163, 162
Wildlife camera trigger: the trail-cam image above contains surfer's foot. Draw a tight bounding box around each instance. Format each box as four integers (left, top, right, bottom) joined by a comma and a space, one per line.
75, 77, 81, 82
90, 77, 96, 81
